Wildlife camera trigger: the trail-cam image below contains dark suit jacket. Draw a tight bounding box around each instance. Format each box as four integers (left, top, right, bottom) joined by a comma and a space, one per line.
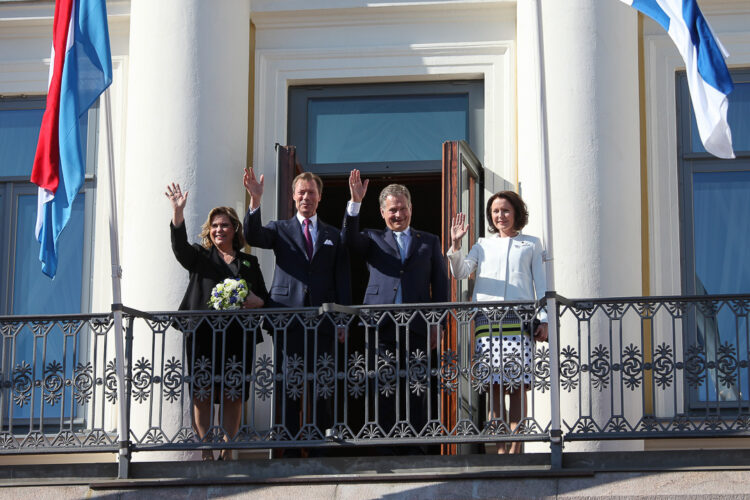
243, 208, 351, 308
341, 214, 449, 306
170, 221, 269, 311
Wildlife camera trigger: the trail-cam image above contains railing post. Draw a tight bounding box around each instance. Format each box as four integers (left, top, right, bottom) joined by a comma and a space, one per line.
547, 292, 563, 469
117, 314, 134, 479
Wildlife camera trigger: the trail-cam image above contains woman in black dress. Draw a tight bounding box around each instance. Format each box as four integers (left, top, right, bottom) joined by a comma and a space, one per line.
166, 182, 268, 460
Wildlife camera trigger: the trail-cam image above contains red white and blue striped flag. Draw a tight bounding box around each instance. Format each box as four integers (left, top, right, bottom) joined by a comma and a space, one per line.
620, 0, 735, 159
31, 0, 112, 278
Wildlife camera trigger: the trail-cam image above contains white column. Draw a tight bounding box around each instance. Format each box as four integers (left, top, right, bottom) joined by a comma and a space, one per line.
121, 0, 251, 460
519, 0, 642, 452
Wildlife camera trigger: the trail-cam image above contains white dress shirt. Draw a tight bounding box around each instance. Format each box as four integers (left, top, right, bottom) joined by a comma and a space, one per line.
295, 212, 319, 245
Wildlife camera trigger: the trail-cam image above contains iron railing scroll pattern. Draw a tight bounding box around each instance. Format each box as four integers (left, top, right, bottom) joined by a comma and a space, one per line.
121, 303, 550, 454
0, 313, 120, 453
557, 295, 750, 440
0, 294, 748, 460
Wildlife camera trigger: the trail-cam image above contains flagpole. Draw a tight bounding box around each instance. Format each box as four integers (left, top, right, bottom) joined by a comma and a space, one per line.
102, 87, 130, 478
531, 0, 562, 468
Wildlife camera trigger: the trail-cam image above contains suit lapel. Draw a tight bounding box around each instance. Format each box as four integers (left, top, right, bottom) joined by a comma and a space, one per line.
285, 217, 309, 259
236, 253, 251, 280
384, 229, 401, 258
209, 246, 236, 277
404, 230, 419, 261
313, 220, 329, 258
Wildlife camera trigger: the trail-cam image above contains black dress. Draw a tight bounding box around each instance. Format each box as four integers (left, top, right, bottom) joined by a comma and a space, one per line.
170, 221, 269, 402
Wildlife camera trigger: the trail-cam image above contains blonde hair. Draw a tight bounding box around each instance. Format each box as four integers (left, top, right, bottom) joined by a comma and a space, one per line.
199, 206, 245, 250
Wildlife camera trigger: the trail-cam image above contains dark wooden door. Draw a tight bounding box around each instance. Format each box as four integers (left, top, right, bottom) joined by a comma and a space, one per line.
276, 144, 304, 219
440, 140, 483, 455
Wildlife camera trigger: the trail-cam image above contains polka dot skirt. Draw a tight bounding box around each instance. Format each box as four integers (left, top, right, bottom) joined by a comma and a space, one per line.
474, 315, 534, 390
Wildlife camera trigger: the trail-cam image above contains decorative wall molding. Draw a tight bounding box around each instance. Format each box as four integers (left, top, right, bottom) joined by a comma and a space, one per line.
254, 40, 513, 220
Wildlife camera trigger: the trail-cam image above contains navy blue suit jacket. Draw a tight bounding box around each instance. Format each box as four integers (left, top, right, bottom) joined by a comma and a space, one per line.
341, 214, 449, 306
244, 208, 351, 308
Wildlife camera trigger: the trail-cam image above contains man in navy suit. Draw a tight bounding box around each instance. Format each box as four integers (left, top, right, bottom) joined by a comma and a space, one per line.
243, 168, 350, 453
341, 169, 448, 451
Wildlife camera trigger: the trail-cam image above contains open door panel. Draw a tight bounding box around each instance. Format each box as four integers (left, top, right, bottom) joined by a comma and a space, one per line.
276, 144, 304, 220
440, 140, 484, 455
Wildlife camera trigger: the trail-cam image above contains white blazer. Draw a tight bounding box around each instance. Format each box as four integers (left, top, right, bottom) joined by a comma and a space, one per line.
446, 233, 548, 321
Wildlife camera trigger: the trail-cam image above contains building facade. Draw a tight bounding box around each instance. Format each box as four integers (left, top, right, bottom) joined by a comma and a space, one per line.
1, 0, 749, 462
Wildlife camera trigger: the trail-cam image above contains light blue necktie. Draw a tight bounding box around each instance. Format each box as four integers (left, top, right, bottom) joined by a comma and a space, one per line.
395, 232, 407, 262
394, 232, 406, 303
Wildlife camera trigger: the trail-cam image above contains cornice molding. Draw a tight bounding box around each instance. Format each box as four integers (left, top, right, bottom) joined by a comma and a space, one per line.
251, 0, 513, 13
701, 0, 750, 15
0, 0, 129, 27
251, 0, 513, 29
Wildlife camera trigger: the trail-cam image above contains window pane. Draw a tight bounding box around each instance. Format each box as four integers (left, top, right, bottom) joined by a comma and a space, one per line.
308, 95, 468, 164
12, 193, 84, 314
690, 81, 750, 153
0, 108, 44, 178
0, 106, 90, 179
693, 171, 750, 294
692, 171, 750, 402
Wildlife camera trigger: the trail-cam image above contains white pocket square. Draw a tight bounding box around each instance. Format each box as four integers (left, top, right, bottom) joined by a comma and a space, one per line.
324, 239, 334, 246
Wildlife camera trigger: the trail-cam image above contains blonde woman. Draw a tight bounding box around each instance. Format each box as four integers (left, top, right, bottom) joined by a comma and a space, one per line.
167, 182, 268, 460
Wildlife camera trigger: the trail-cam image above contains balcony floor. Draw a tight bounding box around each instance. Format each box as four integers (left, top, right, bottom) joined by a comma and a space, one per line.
2, 450, 750, 498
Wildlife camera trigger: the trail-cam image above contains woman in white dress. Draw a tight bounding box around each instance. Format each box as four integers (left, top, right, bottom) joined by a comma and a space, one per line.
447, 191, 548, 454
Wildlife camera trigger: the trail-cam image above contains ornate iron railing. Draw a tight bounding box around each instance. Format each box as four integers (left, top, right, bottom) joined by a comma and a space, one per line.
0, 313, 122, 453
1, 293, 749, 476
556, 294, 750, 440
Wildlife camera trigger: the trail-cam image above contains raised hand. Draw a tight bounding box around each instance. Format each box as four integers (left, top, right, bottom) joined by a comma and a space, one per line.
243, 167, 264, 209
450, 213, 468, 251
348, 169, 369, 203
165, 182, 188, 226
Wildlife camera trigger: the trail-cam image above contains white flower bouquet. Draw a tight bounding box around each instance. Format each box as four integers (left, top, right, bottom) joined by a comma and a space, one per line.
208, 278, 249, 310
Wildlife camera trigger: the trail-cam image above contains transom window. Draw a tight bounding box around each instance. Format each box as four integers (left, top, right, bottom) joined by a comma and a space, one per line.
289, 80, 484, 176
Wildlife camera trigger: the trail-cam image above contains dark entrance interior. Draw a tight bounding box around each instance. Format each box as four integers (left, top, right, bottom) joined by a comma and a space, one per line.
316, 173, 443, 305
315, 172, 442, 454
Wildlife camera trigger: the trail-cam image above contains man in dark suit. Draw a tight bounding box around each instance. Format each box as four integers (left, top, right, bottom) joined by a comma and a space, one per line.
243, 168, 350, 452
341, 169, 449, 451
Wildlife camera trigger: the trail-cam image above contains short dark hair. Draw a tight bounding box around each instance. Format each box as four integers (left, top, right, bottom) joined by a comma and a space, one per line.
486, 191, 528, 234
292, 171, 323, 196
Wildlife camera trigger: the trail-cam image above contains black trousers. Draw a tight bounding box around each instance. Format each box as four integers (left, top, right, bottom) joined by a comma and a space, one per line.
369, 320, 436, 452
273, 321, 335, 443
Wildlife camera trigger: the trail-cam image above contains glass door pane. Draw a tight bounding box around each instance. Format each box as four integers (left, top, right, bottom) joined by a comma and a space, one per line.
691, 171, 750, 403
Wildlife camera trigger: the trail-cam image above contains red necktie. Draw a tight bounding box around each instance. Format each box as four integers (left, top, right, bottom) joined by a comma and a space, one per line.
303, 218, 313, 260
